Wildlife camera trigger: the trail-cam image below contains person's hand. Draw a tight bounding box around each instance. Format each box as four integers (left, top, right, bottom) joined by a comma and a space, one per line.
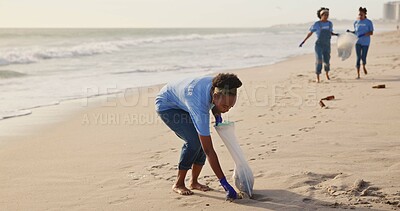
358, 33, 365, 38
215, 115, 222, 126
299, 41, 305, 47
220, 177, 237, 200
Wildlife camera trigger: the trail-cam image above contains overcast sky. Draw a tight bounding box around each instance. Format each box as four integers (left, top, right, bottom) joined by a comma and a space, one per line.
0, 0, 388, 28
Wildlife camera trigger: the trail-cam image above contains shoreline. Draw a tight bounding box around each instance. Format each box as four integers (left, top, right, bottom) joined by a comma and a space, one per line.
1, 28, 395, 123
0, 49, 314, 141
0, 31, 399, 210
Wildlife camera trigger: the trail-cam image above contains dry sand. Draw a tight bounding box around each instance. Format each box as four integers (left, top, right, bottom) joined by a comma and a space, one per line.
0, 31, 399, 210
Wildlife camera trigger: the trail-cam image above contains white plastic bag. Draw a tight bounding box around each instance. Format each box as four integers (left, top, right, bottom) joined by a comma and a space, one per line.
215, 121, 254, 198
337, 32, 358, 61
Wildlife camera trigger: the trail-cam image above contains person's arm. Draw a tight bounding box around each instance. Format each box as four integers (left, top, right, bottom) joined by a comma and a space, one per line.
211, 106, 222, 125
199, 135, 237, 200
348, 21, 357, 34
330, 22, 338, 36
199, 135, 224, 179
368, 21, 374, 36
357, 31, 373, 38
299, 32, 313, 47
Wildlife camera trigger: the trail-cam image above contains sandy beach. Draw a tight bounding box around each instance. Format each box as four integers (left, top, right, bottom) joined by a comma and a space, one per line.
1, 31, 399, 210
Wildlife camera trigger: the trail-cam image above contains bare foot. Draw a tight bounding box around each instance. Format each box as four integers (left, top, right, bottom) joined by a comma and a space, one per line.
363, 67, 368, 75
190, 182, 211, 191
172, 185, 194, 195
326, 73, 330, 80
356, 76, 360, 79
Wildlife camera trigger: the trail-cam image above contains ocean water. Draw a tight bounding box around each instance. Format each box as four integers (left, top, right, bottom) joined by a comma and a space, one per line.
0, 27, 314, 120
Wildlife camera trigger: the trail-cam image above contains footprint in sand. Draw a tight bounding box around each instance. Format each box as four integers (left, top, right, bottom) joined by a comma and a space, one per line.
150, 153, 161, 160
302, 198, 313, 203
108, 196, 134, 205
148, 162, 170, 171
298, 126, 315, 132
165, 175, 177, 181
168, 165, 177, 171
254, 171, 264, 178
128, 171, 141, 181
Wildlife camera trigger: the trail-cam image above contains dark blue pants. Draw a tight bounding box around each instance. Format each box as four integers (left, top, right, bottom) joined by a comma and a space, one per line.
315, 44, 331, 74
157, 109, 206, 170
355, 44, 369, 68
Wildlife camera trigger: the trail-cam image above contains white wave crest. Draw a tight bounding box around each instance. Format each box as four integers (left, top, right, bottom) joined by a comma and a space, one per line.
0, 32, 261, 66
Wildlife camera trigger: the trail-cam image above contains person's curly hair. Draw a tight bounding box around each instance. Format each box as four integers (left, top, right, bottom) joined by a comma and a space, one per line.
212, 73, 242, 95
317, 7, 329, 19
359, 7, 367, 14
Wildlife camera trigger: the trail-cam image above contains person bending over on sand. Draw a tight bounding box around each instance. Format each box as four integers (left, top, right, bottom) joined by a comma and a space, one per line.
155, 73, 242, 200
347, 7, 374, 79
299, 7, 339, 83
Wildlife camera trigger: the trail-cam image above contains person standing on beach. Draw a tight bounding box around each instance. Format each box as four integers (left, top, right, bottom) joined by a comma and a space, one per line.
347, 7, 374, 79
155, 73, 242, 200
299, 7, 339, 83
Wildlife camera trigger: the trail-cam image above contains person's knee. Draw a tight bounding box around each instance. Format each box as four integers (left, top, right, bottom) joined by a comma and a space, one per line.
185, 140, 202, 153
323, 57, 330, 64
178, 163, 192, 170
179, 145, 201, 170
194, 151, 206, 166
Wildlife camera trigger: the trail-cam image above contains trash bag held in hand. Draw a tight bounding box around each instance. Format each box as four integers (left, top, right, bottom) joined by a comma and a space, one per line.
215, 121, 254, 198
337, 32, 358, 61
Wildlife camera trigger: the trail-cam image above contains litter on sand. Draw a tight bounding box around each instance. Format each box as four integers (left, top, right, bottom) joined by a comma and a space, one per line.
214, 121, 254, 198
337, 33, 358, 61
372, 84, 386, 89
319, 100, 326, 108
321, 95, 335, 101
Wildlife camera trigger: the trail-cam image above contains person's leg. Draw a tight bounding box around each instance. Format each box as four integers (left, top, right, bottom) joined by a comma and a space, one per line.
315, 44, 323, 82
158, 109, 193, 195
190, 164, 211, 191
190, 148, 210, 191
158, 109, 205, 195
174, 169, 192, 195
323, 45, 331, 80
362, 45, 369, 75
355, 44, 362, 79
